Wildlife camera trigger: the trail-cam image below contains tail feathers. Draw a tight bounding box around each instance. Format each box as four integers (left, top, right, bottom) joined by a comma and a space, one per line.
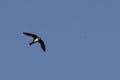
29, 42, 34, 45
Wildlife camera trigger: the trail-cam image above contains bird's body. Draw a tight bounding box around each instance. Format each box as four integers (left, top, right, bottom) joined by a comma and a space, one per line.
23, 32, 46, 52
34, 38, 40, 42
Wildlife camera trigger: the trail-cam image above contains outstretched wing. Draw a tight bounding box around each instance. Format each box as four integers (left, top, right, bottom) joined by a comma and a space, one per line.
38, 39, 46, 52
23, 32, 38, 39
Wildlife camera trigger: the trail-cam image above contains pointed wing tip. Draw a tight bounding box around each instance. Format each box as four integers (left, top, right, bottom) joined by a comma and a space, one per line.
23, 32, 26, 34
43, 49, 46, 52
42, 46, 46, 52
23, 32, 28, 36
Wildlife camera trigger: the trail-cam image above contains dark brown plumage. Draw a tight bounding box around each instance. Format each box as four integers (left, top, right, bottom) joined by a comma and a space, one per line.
23, 32, 46, 52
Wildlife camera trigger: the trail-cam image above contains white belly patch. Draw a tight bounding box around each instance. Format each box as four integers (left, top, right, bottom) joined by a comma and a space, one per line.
34, 38, 39, 42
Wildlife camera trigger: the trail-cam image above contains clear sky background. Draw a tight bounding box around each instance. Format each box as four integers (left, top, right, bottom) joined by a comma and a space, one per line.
0, 0, 120, 80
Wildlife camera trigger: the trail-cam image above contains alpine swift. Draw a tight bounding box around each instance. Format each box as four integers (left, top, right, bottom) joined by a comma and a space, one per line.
23, 32, 46, 52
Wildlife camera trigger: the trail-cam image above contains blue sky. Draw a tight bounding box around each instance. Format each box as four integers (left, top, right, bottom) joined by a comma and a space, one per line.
0, 0, 120, 80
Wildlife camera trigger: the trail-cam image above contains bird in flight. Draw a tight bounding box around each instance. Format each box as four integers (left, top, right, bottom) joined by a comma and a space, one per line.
23, 32, 46, 52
